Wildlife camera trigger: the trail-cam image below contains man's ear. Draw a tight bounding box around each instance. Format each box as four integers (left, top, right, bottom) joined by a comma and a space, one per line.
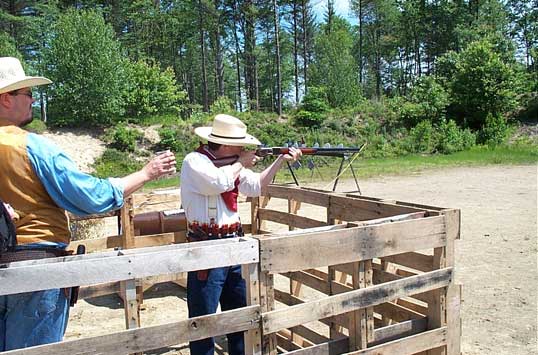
0, 93, 13, 109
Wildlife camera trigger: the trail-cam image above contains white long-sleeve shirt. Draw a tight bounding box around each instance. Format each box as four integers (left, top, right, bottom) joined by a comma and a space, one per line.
180, 151, 261, 226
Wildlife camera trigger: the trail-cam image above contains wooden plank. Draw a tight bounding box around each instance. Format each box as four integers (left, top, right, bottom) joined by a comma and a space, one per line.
279, 328, 315, 348
260, 216, 446, 273
79, 282, 120, 300
0, 238, 259, 295
371, 317, 427, 346
289, 325, 329, 345
258, 209, 327, 230
251, 196, 260, 235
446, 284, 462, 355
273, 289, 349, 330
343, 194, 445, 213
374, 302, 425, 322
345, 327, 447, 355
3, 306, 260, 355
243, 263, 262, 355
382, 252, 434, 273
328, 195, 429, 222
68, 235, 122, 253
120, 197, 136, 249
262, 268, 452, 334
285, 338, 349, 355
121, 279, 140, 329
260, 271, 277, 355
266, 185, 330, 207
276, 333, 302, 351
282, 270, 330, 295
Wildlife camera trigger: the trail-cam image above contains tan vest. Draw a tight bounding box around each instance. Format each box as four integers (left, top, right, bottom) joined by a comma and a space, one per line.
0, 126, 70, 244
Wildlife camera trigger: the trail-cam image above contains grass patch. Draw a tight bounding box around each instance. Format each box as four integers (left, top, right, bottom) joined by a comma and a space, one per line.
97, 144, 537, 191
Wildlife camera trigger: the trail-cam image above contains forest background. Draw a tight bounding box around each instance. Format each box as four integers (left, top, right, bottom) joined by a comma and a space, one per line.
1, 0, 537, 182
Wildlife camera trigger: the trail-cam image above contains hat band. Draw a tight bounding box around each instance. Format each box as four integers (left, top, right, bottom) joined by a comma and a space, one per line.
210, 133, 246, 140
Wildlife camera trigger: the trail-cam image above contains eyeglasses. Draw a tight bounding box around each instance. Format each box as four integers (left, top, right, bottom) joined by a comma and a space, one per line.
9, 90, 33, 99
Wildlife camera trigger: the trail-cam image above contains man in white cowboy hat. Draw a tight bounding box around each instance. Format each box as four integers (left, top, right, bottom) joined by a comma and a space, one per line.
180, 114, 301, 355
0, 56, 177, 350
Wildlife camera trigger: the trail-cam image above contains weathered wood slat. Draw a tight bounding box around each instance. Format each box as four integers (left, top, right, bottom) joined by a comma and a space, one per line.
3, 306, 260, 355
258, 209, 328, 229
0, 238, 259, 295
370, 317, 428, 346
263, 268, 452, 334
68, 231, 188, 253
344, 327, 447, 355
382, 252, 434, 272
260, 216, 446, 273
328, 195, 429, 222
265, 185, 331, 207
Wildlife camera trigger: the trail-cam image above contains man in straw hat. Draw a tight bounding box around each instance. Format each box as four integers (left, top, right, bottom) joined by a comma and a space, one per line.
0, 56, 177, 350
181, 114, 301, 355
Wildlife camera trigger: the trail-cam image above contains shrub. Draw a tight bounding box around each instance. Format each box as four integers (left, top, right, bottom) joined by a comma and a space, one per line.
109, 124, 142, 152
440, 40, 518, 129
435, 119, 476, 154
401, 76, 450, 127
479, 113, 509, 146
124, 60, 187, 119
408, 121, 436, 153
211, 96, 235, 114
294, 87, 329, 127
93, 148, 142, 178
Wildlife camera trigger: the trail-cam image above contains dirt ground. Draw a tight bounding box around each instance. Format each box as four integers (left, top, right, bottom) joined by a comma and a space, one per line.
64, 164, 537, 355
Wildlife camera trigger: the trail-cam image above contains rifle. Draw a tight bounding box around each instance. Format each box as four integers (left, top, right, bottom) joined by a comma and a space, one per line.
212, 142, 366, 167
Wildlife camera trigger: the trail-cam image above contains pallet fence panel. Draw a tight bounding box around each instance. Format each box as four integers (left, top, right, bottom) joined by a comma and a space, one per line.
0, 185, 461, 355
253, 185, 460, 355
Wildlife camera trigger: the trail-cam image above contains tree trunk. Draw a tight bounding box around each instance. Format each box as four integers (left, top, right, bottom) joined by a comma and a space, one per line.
301, 0, 308, 95
232, 2, 243, 112
273, 0, 282, 115
292, 1, 299, 105
198, 0, 209, 112
214, 0, 225, 97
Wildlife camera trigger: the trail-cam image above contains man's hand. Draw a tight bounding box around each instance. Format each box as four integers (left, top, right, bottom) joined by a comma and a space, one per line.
281, 146, 302, 162
237, 149, 262, 168
143, 150, 177, 181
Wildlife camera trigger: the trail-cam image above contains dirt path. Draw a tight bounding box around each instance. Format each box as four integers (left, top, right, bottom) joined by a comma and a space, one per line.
65, 164, 537, 355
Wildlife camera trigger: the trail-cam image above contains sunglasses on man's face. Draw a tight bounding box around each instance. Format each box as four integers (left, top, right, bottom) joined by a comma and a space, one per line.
9, 90, 33, 98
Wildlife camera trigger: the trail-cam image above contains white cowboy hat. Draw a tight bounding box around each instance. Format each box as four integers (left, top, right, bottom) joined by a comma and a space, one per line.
195, 114, 261, 146
0, 57, 52, 94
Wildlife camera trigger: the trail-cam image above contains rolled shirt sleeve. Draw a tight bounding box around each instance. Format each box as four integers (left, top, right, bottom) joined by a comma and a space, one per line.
26, 133, 124, 216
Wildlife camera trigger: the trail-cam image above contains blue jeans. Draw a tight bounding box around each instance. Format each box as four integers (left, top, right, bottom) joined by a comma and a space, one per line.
0, 288, 69, 351
187, 265, 246, 355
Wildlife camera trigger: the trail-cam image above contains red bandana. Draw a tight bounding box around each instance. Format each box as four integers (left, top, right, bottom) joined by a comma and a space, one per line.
196, 144, 240, 212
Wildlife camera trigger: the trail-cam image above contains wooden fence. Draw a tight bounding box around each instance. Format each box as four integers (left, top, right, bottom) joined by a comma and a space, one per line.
0, 185, 461, 355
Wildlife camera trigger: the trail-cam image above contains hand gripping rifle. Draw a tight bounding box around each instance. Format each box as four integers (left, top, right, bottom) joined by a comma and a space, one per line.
212, 142, 367, 168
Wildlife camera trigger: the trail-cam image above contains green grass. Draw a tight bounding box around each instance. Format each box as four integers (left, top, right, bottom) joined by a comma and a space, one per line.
280, 144, 538, 183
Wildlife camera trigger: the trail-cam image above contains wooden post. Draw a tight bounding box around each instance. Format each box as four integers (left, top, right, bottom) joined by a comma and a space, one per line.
444, 209, 461, 355
119, 197, 142, 339
260, 271, 277, 355
243, 263, 262, 355
349, 260, 374, 350
251, 196, 260, 235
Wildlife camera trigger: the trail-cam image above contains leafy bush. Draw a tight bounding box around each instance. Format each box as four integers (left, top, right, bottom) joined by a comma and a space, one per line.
294, 87, 329, 127
93, 148, 142, 178
108, 124, 142, 152
408, 121, 436, 153
25, 119, 47, 134
401, 76, 450, 127
479, 113, 509, 146
439, 40, 518, 129
156, 125, 200, 153
211, 96, 235, 114
124, 60, 187, 119
436, 119, 476, 154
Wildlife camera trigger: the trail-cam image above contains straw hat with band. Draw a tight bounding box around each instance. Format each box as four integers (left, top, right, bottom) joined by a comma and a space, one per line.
0, 57, 51, 94
195, 114, 261, 146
